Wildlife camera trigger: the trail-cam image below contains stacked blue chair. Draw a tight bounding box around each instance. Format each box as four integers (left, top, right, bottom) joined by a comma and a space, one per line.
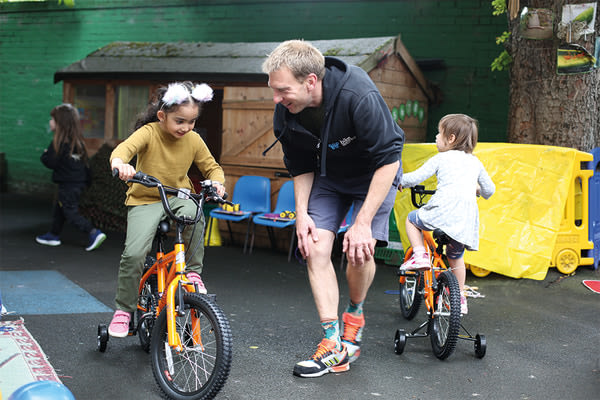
252, 180, 296, 261
207, 175, 270, 253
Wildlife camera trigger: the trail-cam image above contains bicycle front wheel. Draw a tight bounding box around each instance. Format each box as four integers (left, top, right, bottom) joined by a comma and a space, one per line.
428, 270, 461, 360
151, 293, 232, 400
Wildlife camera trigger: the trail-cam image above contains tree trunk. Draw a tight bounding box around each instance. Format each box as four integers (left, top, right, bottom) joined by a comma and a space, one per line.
507, 0, 599, 152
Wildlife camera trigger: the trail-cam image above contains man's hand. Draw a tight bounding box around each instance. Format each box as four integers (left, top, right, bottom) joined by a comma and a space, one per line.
342, 221, 374, 266
295, 212, 319, 259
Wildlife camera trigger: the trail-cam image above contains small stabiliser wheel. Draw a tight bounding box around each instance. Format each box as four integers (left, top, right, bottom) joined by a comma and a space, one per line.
394, 329, 407, 355
97, 324, 109, 353
475, 334, 487, 358
428, 271, 461, 360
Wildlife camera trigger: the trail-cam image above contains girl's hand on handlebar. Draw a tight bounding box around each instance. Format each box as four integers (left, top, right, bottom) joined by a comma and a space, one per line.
212, 182, 226, 198
111, 159, 136, 181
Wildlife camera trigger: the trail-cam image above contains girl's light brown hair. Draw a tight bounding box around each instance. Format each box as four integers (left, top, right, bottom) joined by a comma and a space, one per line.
438, 113, 478, 153
51, 104, 88, 161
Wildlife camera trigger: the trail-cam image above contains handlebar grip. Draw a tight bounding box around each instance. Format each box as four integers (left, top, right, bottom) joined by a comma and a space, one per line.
132, 171, 147, 181
112, 168, 119, 177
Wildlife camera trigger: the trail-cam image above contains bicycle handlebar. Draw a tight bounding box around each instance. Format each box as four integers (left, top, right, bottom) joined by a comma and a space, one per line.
410, 185, 436, 209
112, 168, 231, 226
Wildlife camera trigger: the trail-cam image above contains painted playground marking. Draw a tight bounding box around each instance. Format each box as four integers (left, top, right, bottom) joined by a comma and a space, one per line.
0, 270, 112, 315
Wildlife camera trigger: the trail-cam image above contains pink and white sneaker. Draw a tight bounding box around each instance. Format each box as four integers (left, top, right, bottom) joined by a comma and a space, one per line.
400, 252, 431, 271
186, 272, 207, 294
108, 310, 132, 338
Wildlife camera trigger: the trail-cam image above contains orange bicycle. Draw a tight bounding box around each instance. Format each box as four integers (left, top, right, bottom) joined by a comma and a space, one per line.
394, 185, 486, 359
97, 171, 233, 400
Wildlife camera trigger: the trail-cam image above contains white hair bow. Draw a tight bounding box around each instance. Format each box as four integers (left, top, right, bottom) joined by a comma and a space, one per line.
191, 83, 213, 102
162, 83, 190, 106
162, 83, 214, 106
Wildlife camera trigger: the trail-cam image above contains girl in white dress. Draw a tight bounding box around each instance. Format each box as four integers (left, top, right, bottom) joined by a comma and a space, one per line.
400, 114, 495, 314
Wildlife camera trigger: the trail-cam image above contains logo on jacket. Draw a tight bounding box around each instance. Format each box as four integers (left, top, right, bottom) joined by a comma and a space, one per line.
328, 136, 356, 150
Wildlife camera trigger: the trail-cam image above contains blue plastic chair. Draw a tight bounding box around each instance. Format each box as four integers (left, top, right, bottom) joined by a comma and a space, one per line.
252, 180, 296, 261
207, 175, 271, 253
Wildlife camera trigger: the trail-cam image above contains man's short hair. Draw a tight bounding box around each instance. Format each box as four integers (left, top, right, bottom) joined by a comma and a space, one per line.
262, 40, 326, 81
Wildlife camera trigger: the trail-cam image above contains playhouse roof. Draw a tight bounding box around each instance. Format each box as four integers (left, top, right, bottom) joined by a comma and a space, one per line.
54, 35, 432, 99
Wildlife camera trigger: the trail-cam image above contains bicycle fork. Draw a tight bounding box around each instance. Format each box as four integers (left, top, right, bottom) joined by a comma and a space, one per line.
165, 243, 203, 352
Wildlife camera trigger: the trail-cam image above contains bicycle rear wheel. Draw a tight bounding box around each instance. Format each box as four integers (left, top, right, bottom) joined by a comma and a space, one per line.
428, 270, 461, 360
398, 246, 423, 320
137, 257, 158, 353
399, 271, 423, 320
151, 292, 232, 400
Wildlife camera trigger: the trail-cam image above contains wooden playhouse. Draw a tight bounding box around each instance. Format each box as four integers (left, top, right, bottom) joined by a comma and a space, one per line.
55, 35, 434, 248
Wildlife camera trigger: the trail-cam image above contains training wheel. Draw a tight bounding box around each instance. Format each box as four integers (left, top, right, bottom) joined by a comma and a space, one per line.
394, 329, 407, 355
97, 324, 109, 352
474, 334, 486, 358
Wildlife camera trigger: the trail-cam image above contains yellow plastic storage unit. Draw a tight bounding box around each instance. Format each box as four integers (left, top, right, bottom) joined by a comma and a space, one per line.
550, 150, 594, 274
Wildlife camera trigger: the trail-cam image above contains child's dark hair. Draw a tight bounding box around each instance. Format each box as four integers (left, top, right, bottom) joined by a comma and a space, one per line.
51, 103, 88, 162
134, 81, 212, 130
438, 113, 478, 153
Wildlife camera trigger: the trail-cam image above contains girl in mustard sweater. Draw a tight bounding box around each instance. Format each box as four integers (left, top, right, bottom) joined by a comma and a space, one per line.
108, 81, 225, 337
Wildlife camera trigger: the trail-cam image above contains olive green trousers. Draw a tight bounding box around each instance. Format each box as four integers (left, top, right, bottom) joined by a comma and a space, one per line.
115, 197, 205, 312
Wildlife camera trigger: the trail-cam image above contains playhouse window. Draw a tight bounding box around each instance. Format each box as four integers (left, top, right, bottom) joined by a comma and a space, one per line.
114, 85, 150, 139
73, 85, 105, 139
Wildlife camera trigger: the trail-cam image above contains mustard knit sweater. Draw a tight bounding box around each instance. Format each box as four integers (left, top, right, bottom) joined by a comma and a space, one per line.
110, 122, 225, 206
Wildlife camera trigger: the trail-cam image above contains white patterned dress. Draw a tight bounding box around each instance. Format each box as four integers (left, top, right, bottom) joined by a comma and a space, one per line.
401, 150, 495, 251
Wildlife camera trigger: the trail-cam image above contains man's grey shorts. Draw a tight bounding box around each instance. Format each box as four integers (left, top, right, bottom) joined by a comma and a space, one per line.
307, 173, 399, 247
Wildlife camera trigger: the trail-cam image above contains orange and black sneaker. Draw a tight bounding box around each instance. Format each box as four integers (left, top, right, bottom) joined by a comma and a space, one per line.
341, 312, 365, 363
293, 338, 350, 378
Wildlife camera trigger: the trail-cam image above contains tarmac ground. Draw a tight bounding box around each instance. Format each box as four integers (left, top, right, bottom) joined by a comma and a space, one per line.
1, 192, 600, 400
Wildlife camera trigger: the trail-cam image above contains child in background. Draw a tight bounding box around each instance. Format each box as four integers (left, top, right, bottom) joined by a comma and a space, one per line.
36, 104, 107, 251
108, 81, 226, 338
399, 114, 495, 315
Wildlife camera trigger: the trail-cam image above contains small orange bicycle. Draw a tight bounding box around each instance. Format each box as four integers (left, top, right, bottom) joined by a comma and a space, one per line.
97, 171, 233, 400
394, 185, 486, 359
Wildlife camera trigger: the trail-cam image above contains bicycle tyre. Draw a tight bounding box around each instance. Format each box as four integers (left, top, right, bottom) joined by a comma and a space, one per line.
399, 271, 423, 320
428, 270, 461, 360
398, 246, 423, 320
150, 292, 232, 400
137, 257, 158, 353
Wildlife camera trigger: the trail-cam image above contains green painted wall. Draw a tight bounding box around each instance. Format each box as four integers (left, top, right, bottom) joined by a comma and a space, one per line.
0, 0, 509, 192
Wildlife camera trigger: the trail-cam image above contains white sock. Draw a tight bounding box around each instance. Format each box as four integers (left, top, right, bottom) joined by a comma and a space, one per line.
413, 245, 426, 257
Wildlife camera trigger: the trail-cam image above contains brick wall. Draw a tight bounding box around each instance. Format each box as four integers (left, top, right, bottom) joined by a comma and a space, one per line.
0, 0, 508, 192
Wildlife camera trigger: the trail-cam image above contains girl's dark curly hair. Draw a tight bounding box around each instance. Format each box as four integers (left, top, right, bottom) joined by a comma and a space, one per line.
134, 81, 203, 130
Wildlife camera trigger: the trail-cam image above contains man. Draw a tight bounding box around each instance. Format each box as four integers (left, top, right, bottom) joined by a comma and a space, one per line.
262, 40, 404, 378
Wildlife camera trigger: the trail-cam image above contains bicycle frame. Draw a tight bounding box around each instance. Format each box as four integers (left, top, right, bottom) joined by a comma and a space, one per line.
399, 230, 447, 315
395, 185, 486, 360
137, 218, 206, 352
98, 170, 234, 399
131, 173, 227, 352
